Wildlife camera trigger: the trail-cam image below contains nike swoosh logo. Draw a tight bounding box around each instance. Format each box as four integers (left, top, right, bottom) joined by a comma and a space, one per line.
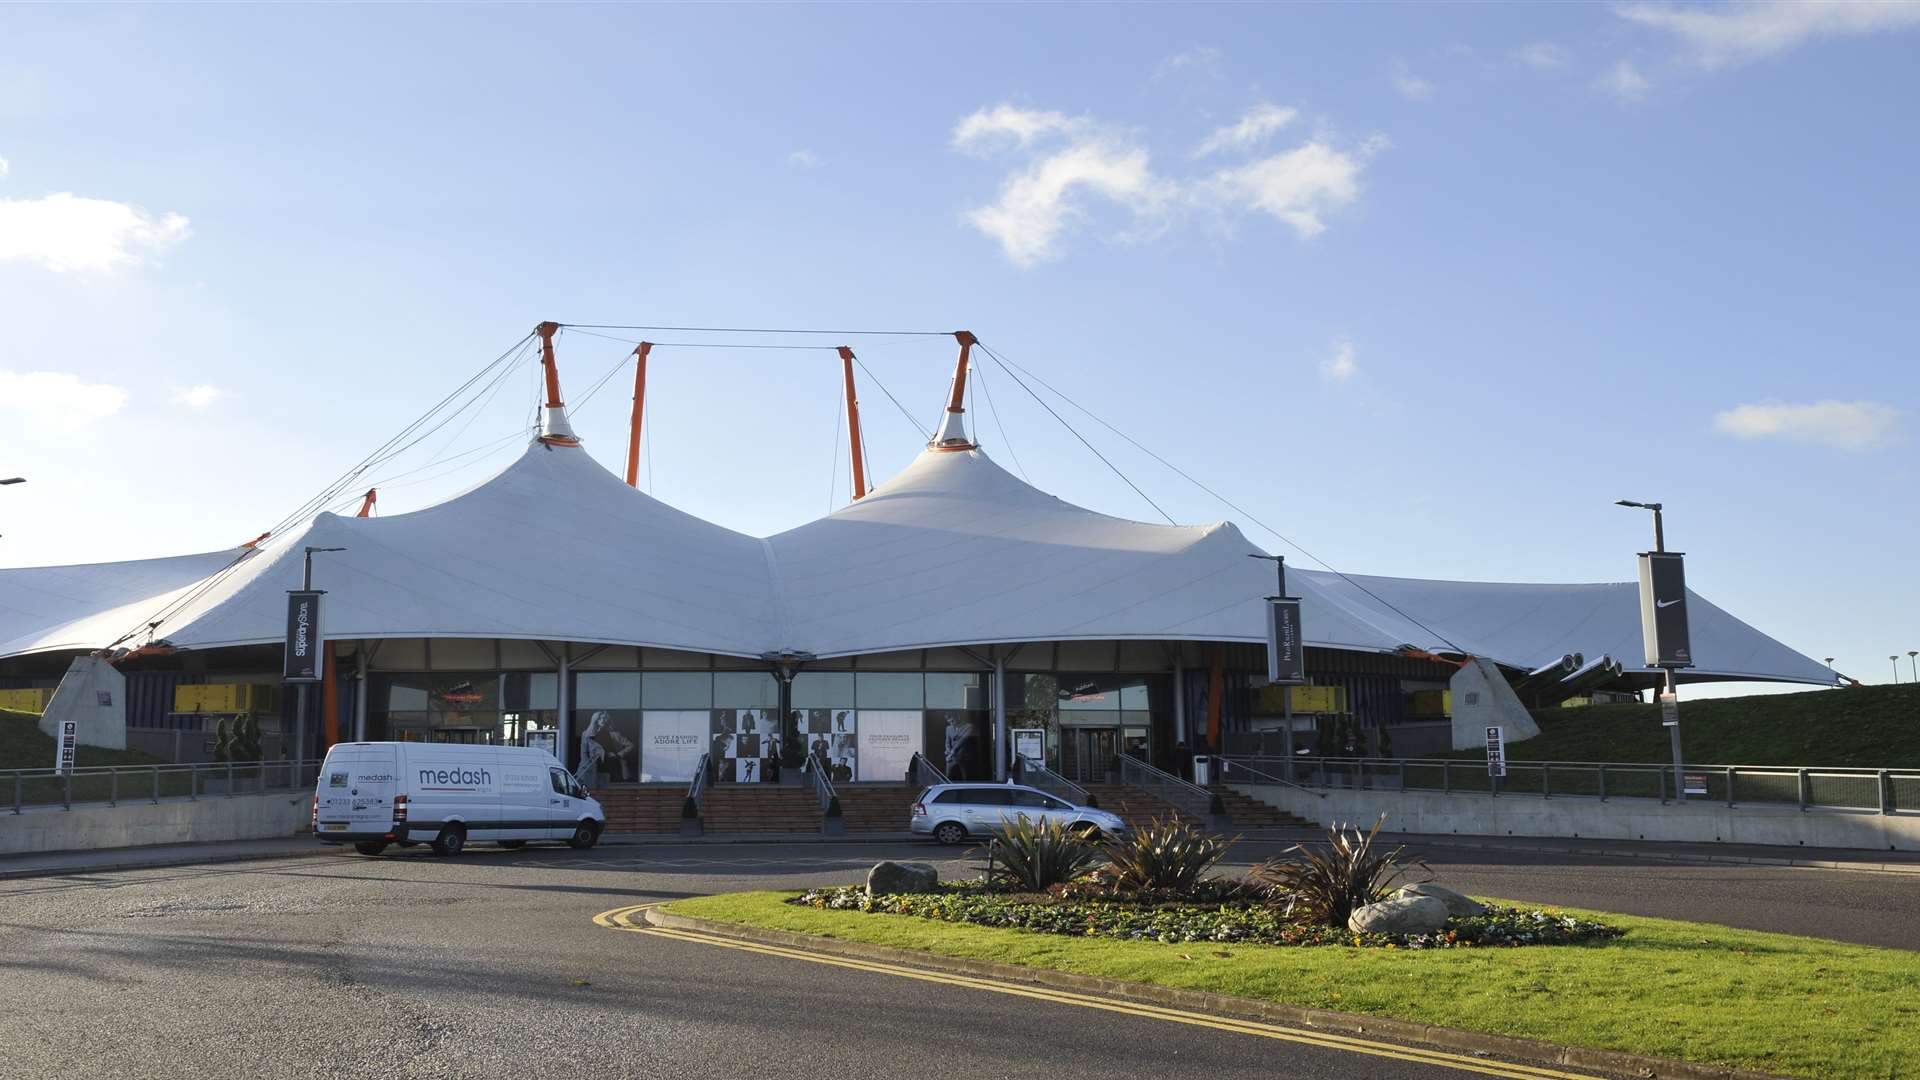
1656, 599, 1682, 608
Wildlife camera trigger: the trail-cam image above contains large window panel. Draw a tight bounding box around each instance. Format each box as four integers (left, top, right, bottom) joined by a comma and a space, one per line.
643, 672, 713, 709
574, 672, 640, 709
926, 672, 986, 710
714, 671, 779, 709
856, 672, 923, 709
793, 671, 855, 708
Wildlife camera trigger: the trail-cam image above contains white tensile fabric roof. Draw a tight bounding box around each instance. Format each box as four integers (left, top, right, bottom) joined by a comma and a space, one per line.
0, 437, 1834, 685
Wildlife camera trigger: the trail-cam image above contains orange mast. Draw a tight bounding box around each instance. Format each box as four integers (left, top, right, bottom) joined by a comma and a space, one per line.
354, 488, 377, 518
624, 342, 652, 488
837, 347, 868, 500
931, 330, 978, 451
534, 320, 581, 447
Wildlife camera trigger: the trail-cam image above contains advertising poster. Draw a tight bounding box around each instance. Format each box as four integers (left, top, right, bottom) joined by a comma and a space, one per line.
1012, 728, 1045, 770
710, 709, 780, 782
575, 710, 638, 786
799, 709, 842, 776
639, 711, 708, 783
854, 710, 917, 782
929, 710, 991, 781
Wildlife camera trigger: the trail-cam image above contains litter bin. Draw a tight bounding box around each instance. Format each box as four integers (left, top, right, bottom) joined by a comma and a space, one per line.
1191, 755, 1212, 786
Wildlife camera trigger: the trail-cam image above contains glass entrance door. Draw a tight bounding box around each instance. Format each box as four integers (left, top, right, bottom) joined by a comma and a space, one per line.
1061, 727, 1118, 784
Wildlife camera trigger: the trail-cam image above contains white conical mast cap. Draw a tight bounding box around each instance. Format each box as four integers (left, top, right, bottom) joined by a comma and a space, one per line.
541, 404, 579, 443
931, 407, 970, 448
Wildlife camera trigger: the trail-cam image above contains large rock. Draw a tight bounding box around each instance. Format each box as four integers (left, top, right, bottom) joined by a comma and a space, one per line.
866, 861, 939, 895
1348, 895, 1450, 935
1394, 883, 1487, 918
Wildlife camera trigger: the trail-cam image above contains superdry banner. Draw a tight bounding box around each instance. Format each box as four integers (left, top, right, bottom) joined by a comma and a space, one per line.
1636, 552, 1693, 669
283, 591, 324, 682
1265, 598, 1306, 684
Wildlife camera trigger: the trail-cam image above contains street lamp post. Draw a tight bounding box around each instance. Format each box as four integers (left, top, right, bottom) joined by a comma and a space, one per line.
1894, 656, 1903, 685
1616, 499, 1686, 801
292, 546, 346, 766
1909, 651, 1917, 683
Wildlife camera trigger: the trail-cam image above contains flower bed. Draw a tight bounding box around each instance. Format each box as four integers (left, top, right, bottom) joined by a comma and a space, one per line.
787, 883, 1622, 949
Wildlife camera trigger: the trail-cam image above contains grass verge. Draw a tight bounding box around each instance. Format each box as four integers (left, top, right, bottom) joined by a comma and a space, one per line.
664, 891, 1919, 1080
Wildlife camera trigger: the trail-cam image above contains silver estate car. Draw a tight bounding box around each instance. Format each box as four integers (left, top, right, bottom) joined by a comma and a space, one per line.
911, 782, 1128, 845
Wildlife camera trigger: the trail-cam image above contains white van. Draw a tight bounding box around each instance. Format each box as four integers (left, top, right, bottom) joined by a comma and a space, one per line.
312, 742, 605, 857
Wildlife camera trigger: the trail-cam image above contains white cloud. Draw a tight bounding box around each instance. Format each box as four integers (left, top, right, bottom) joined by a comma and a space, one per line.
788, 149, 820, 168
950, 104, 1080, 153
1154, 46, 1224, 81
1617, 1, 1920, 69
1193, 103, 1298, 158
1320, 338, 1358, 383
1596, 58, 1653, 101
1714, 400, 1900, 451
956, 101, 1380, 265
171, 385, 223, 409
1201, 139, 1373, 238
1391, 61, 1434, 101
0, 370, 129, 429
965, 139, 1171, 267
1513, 41, 1572, 69
0, 192, 190, 273
0, 156, 9, 179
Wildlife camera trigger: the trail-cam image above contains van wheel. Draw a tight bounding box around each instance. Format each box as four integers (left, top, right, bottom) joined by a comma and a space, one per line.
497, 840, 526, 849
353, 841, 389, 856
567, 821, 601, 850
431, 825, 466, 857
934, 822, 967, 845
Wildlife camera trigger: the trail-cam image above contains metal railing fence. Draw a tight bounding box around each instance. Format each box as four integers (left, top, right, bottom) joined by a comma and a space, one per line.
802, 754, 837, 812
1223, 755, 1920, 814
1215, 757, 1327, 798
1016, 758, 1091, 807
686, 752, 712, 817
1117, 755, 1215, 819
5, 759, 319, 814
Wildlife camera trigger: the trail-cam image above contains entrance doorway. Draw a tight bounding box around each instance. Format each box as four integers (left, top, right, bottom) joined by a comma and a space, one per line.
1060, 727, 1117, 784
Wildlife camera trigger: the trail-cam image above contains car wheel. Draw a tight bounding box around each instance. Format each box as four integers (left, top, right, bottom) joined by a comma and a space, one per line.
934, 821, 967, 846
497, 840, 526, 849
567, 821, 601, 850
431, 824, 466, 857
352, 841, 389, 856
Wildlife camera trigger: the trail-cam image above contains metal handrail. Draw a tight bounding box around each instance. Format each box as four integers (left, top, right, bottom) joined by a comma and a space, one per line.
802, 754, 837, 812
1255, 754, 1919, 814
1118, 754, 1215, 819
1016, 758, 1090, 807
907, 751, 949, 791
685, 752, 711, 817
5, 758, 316, 815
1216, 756, 1327, 798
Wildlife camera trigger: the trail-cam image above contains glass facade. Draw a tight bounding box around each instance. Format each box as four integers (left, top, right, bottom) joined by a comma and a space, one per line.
363, 663, 1163, 788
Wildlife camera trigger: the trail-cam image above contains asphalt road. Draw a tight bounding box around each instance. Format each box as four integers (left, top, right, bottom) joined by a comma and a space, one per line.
0, 839, 1912, 1080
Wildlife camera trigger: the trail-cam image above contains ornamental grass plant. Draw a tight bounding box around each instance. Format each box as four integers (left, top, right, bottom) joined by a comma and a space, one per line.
1248, 816, 1428, 927
980, 814, 1104, 893
1098, 815, 1236, 897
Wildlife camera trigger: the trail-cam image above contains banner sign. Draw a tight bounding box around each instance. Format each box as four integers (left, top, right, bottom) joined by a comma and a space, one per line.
1636, 552, 1694, 669
856, 710, 921, 782
1265, 598, 1306, 684
283, 591, 324, 682
639, 711, 707, 783
1485, 725, 1506, 778
56, 720, 77, 776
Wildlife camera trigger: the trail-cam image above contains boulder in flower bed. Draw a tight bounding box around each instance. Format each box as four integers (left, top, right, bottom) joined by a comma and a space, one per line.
1393, 883, 1488, 918
1347, 895, 1450, 935
866, 861, 939, 895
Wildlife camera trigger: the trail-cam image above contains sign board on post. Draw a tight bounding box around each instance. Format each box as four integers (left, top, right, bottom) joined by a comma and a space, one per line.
1265, 598, 1306, 684
1484, 725, 1506, 778
1659, 692, 1680, 728
1683, 773, 1709, 797
55, 720, 77, 776
1011, 728, 1046, 770
1636, 552, 1694, 669
283, 591, 324, 682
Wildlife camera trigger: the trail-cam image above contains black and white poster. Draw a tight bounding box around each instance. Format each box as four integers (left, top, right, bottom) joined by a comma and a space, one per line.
930, 710, 990, 781
575, 710, 638, 785
640, 711, 707, 783
711, 709, 781, 782
855, 710, 913, 782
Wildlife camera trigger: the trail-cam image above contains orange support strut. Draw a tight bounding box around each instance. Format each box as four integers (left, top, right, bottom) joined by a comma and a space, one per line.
354, 488, 377, 518
534, 320, 581, 447
838, 347, 868, 500
946, 330, 976, 414
624, 342, 652, 488
321, 641, 340, 748
932, 330, 979, 451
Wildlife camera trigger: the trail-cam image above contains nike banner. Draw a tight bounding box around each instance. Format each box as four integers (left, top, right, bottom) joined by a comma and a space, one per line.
1636, 552, 1693, 669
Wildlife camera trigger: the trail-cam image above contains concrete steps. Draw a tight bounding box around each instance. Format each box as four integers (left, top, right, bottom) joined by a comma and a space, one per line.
592, 786, 687, 834
702, 786, 824, 834
834, 785, 915, 832
1210, 785, 1316, 829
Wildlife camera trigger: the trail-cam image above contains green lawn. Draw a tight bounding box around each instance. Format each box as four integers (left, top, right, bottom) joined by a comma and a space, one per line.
0, 711, 229, 805
666, 891, 1920, 1080
1487, 683, 1920, 769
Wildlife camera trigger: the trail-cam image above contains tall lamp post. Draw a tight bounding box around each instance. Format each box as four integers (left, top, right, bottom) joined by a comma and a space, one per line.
1909, 651, 1917, 683
288, 546, 345, 769
1894, 656, 1903, 685
0, 478, 22, 538
1616, 499, 1688, 801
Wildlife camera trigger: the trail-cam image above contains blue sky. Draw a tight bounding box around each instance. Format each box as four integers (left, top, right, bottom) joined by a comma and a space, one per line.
0, 3, 1914, 690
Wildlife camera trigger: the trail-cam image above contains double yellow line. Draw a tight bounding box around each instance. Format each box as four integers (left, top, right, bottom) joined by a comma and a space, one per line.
593, 904, 1599, 1080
